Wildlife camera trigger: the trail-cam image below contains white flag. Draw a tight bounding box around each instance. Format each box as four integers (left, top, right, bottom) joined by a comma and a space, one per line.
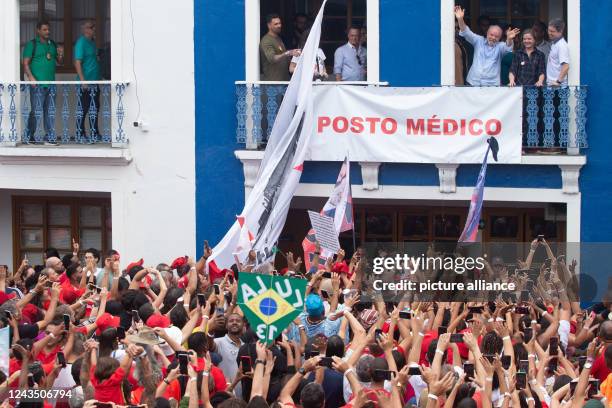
208, 1, 328, 269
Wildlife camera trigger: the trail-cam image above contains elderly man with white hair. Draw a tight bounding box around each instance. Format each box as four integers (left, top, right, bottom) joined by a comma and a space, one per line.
454, 6, 520, 86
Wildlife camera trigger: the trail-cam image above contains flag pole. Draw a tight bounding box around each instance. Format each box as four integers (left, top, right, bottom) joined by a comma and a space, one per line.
347, 152, 357, 253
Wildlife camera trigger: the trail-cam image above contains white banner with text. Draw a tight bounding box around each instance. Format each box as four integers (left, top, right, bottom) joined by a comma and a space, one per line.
307, 86, 522, 163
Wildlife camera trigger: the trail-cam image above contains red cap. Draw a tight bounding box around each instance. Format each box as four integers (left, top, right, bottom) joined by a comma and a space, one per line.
146, 313, 170, 329
0, 291, 16, 306
96, 312, 120, 335
139, 274, 153, 289
21, 303, 39, 323
170, 256, 188, 270
60, 287, 80, 305
126, 258, 144, 272
332, 261, 349, 274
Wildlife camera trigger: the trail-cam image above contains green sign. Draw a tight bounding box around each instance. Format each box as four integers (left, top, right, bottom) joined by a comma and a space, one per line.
237, 272, 307, 344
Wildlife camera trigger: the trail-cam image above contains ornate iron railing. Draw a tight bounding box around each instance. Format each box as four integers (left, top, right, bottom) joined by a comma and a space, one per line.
235, 82, 588, 154
0, 81, 129, 146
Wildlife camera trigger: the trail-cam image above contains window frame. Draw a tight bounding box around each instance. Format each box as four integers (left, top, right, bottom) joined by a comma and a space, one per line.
12, 195, 112, 268
19, 0, 109, 75
246, 0, 379, 82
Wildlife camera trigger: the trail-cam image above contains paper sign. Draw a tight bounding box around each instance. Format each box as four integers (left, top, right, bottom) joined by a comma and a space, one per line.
308, 210, 341, 254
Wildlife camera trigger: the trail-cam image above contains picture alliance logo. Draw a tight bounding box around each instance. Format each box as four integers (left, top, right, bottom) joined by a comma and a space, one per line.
372, 253, 486, 275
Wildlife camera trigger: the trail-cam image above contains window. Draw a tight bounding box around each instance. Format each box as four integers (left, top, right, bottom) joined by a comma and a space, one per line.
456, 0, 557, 31
258, 0, 368, 79
20, 0, 110, 76
13, 196, 112, 267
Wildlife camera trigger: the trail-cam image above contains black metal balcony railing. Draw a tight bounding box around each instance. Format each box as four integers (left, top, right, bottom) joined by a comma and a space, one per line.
235, 82, 588, 154
0, 82, 129, 146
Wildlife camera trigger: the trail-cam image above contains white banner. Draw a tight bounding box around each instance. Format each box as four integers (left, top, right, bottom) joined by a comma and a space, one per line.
308, 86, 523, 163
208, 1, 328, 269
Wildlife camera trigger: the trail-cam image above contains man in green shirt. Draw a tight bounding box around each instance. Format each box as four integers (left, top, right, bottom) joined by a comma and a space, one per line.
22, 20, 63, 145
74, 20, 102, 142
259, 14, 301, 81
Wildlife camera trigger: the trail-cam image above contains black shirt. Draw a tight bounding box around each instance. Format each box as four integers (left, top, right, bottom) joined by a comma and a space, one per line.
510, 48, 546, 85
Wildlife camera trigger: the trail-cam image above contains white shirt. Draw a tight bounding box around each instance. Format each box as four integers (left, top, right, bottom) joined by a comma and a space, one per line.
547, 37, 570, 85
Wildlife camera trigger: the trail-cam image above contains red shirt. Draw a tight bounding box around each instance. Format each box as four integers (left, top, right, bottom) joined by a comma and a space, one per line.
60, 280, 85, 304
196, 357, 228, 393
36, 345, 62, 365
90, 365, 126, 404
592, 351, 611, 383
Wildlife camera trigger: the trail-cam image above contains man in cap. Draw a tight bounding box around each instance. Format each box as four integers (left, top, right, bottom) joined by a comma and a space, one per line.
286, 294, 343, 342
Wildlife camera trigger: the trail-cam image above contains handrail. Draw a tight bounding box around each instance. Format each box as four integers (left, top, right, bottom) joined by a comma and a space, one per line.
9, 80, 129, 85
234, 80, 389, 86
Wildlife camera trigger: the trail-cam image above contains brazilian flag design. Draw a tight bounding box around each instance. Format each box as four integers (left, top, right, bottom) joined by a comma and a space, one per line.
237, 272, 307, 344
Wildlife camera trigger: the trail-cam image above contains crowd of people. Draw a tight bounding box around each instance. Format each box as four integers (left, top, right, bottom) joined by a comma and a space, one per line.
0, 235, 610, 408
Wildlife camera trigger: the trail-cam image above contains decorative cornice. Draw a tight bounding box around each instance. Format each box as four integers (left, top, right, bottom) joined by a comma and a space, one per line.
359, 162, 381, 191
435, 163, 459, 193
0, 146, 132, 166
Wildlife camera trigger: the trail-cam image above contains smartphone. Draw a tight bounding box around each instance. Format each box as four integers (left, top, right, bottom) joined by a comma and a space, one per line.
548, 356, 558, 372
501, 355, 511, 370
114, 326, 125, 340
519, 359, 529, 372
484, 354, 495, 363
516, 372, 527, 389
450, 333, 464, 343
178, 353, 188, 375
466, 313, 474, 322
213, 284, 220, 295
537, 235, 544, 242
399, 311, 412, 319
27, 373, 35, 388
132, 310, 140, 323
320, 289, 329, 299
463, 362, 474, 379
305, 351, 319, 360
57, 351, 66, 368
45, 280, 53, 288
87, 283, 96, 291
240, 355, 252, 372
408, 366, 421, 375
520, 291, 529, 302
374, 369, 395, 381
438, 326, 447, 336
63, 314, 70, 331
468, 306, 484, 314
318, 357, 333, 368
197, 293, 206, 307
524, 327, 533, 343
375, 329, 383, 340
322, 272, 332, 279
515, 306, 529, 314
228, 275, 235, 284
526, 280, 535, 292
94, 403, 114, 408
570, 380, 578, 395
578, 356, 587, 370
549, 337, 559, 355
588, 379, 600, 398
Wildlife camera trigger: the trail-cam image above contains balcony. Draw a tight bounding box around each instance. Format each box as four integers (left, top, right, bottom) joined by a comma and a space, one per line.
234, 82, 588, 197
0, 81, 131, 165
235, 82, 588, 155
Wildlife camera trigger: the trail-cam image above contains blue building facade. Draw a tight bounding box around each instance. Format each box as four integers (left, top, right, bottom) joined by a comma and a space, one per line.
195, 1, 612, 292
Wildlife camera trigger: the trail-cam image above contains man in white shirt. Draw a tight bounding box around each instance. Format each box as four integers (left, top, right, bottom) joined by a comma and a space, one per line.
546, 18, 570, 86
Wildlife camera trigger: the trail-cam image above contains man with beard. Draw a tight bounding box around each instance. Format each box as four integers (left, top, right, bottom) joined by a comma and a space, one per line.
260, 14, 301, 81
208, 312, 245, 394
